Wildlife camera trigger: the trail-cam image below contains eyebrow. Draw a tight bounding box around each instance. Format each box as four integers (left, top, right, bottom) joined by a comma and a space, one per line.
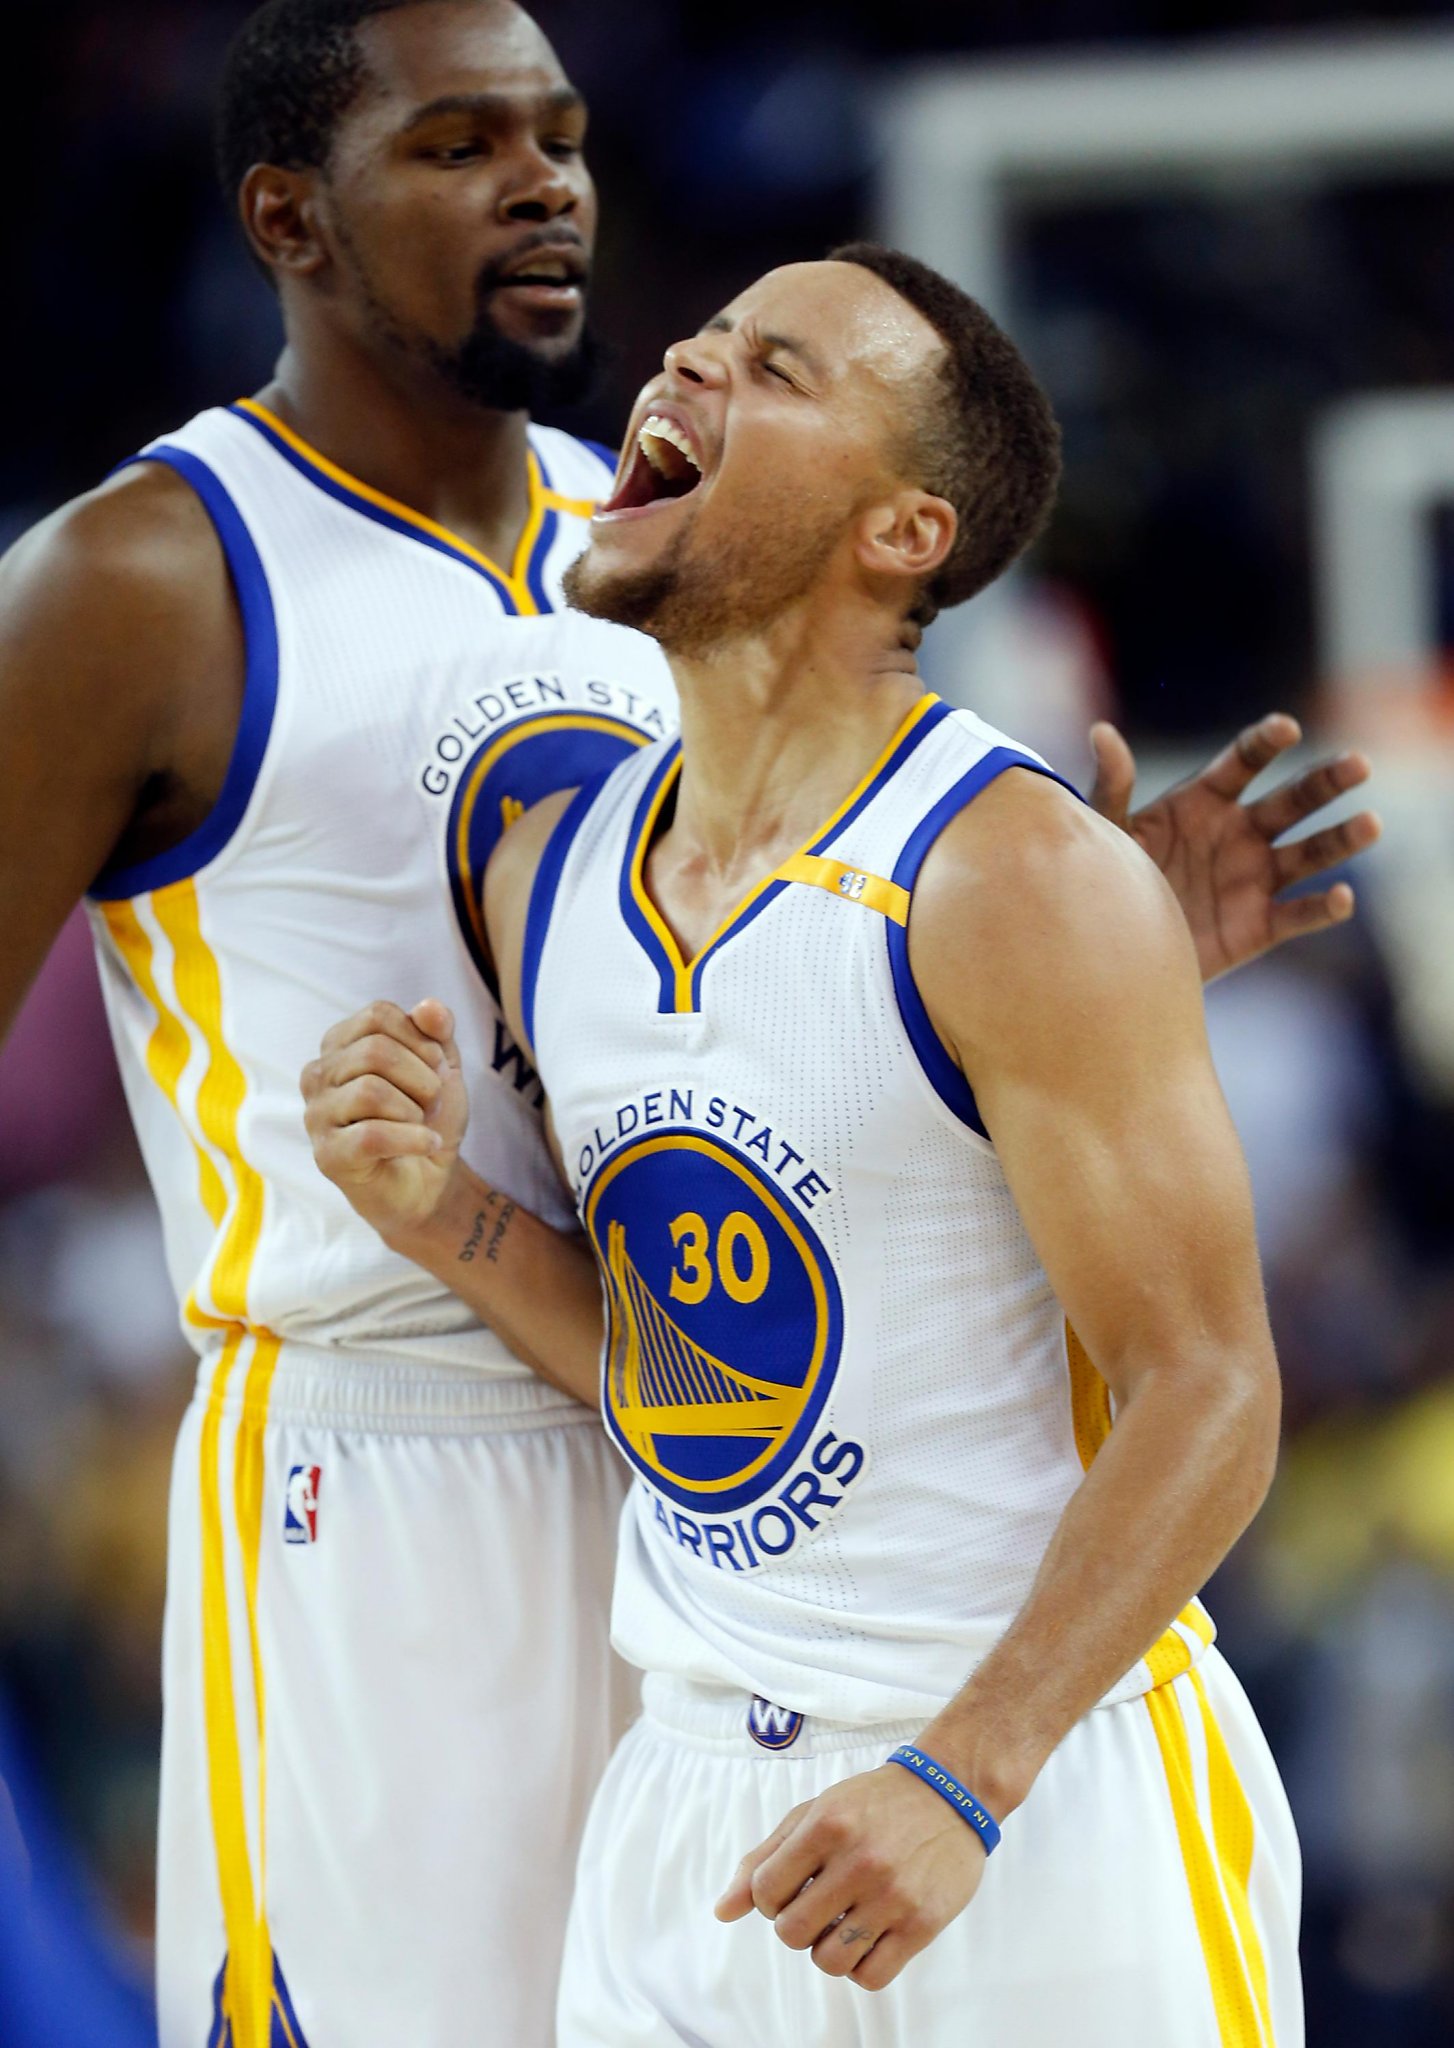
398, 86, 586, 133
702, 313, 826, 380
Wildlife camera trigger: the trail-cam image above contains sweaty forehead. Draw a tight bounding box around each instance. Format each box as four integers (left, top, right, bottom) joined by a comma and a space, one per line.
723, 261, 944, 391
355, 0, 569, 108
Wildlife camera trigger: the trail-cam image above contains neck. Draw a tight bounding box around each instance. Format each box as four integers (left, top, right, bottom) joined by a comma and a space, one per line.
665, 599, 925, 874
255, 325, 533, 565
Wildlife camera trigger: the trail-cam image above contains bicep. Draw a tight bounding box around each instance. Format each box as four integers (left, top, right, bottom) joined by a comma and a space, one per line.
974, 992, 1263, 1401
0, 531, 150, 1032
0, 477, 225, 1038
916, 789, 1268, 1401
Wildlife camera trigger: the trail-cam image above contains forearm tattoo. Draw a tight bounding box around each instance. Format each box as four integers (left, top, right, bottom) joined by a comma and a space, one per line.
458, 1193, 517, 1266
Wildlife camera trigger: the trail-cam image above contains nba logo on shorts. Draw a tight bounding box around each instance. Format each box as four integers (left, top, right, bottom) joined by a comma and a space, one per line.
284, 1464, 322, 1545
747, 1696, 804, 1751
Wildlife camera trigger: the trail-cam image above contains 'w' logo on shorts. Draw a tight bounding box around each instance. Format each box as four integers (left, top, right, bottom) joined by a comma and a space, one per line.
747, 1696, 804, 1751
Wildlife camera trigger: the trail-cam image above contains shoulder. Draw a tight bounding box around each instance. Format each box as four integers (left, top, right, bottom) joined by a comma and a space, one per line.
911, 765, 1201, 1062
1, 461, 230, 649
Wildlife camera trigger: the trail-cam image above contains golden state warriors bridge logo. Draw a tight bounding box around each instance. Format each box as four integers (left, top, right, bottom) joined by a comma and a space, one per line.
584, 1133, 849, 1531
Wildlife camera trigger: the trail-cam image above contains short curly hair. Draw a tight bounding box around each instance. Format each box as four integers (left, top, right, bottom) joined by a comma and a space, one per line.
829, 242, 1062, 627
215, 0, 444, 203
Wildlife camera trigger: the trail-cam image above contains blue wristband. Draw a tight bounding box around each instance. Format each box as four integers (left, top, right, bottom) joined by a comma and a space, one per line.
887, 1744, 1002, 1855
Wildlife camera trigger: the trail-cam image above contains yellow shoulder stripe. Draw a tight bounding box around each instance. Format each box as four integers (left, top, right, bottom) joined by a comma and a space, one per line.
776, 852, 910, 925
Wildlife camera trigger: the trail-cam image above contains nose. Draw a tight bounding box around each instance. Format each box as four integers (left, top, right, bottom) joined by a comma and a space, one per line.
663, 332, 728, 388
497, 143, 581, 225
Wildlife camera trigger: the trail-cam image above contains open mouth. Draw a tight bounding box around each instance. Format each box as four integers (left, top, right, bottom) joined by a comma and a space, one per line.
599, 414, 706, 515
492, 246, 588, 307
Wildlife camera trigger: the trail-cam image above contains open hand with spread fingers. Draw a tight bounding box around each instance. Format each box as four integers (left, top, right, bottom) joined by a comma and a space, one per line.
1090, 712, 1382, 983
715, 1763, 990, 1993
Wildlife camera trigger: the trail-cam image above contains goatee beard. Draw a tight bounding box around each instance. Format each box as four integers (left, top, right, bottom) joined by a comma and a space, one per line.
424, 314, 606, 414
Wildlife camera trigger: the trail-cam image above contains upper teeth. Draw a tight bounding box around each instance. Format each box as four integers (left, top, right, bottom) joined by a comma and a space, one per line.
639, 416, 702, 473
515, 257, 570, 281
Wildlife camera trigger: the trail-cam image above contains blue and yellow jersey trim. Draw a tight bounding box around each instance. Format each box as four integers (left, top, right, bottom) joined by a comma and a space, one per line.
450, 712, 651, 992
520, 769, 615, 1061
90, 448, 280, 902
885, 744, 1079, 1140
619, 693, 953, 1015
231, 399, 593, 615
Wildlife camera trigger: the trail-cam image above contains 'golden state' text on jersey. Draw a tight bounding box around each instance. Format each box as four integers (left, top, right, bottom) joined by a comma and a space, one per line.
523, 695, 1216, 1722
85, 401, 677, 1376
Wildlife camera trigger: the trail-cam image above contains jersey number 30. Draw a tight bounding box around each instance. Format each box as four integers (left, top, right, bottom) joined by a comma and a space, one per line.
669, 1211, 771, 1306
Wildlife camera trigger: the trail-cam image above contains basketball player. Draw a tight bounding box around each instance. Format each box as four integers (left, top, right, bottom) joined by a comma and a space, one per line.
308, 249, 1324, 2045
0, 5, 676, 2044
0, 3, 1368, 2044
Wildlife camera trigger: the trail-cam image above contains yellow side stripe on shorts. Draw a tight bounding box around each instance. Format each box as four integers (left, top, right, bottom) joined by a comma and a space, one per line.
235, 1331, 282, 2040
1145, 1602, 1218, 1688
101, 901, 228, 1226
201, 1331, 271, 2048
776, 852, 911, 924
1191, 1668, 1276, 2048
1146, 1682, 1267, 2047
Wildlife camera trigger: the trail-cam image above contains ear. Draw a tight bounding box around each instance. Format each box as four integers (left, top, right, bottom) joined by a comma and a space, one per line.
854, 490, 957, 595
238, 164, 330, 282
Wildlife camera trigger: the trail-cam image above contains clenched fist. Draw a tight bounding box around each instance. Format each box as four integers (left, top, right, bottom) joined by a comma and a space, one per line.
301, 997, 469, 1250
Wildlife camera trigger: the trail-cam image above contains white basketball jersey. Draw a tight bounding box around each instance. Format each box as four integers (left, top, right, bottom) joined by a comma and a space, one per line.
525, 694, 1215, 1721
85, 400, 676, 1376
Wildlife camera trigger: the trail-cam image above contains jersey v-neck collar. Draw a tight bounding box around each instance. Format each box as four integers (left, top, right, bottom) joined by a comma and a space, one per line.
230, 398, 575, 615
619, 693, 952, 1015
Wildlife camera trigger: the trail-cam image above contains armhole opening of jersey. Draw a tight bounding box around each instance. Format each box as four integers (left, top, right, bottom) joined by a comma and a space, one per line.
519, 773, 611, 1062
88, 447, 280, 902
886, 747, 1081, 1141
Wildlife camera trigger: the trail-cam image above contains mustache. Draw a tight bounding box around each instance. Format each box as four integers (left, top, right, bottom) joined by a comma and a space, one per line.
475, 230, 592, 297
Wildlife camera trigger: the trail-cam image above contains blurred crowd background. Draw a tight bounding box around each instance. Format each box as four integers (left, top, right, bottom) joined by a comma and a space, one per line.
3, 1, 1454, 2041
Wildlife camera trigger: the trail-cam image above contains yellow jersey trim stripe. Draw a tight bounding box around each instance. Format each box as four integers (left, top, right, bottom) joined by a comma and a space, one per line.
627, 694, 942, 1014
234, 398, 548, 615
541, 485, 598, 517
123, 877, 279, 2036
101, 900, 229, 1226
1066, 1322, 1112, 1470
1066, 1324, 1217, 1686
776, 853, 911, 924
152, 879, 269, 1324
1147, 1680, 1270, 2047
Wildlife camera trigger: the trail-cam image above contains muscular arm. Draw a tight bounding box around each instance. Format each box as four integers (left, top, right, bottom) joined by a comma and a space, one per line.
720, 771, 1280, 1988
910, 773, 1278, 1803
301, 790, 608, 1407
0, 465, 241, 1036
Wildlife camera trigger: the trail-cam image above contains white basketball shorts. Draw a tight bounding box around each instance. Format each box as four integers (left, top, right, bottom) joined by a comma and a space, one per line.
558, 1647, 1303, 2047
155, 1333, 636, 2048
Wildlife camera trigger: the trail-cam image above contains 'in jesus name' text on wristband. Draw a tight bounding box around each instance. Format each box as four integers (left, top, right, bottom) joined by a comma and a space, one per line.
886, 1745, 1002, 1855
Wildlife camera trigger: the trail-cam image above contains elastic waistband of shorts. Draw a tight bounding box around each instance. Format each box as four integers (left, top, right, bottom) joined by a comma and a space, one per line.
639, 1672, 927, 1758
193, 1336, 597, 1436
